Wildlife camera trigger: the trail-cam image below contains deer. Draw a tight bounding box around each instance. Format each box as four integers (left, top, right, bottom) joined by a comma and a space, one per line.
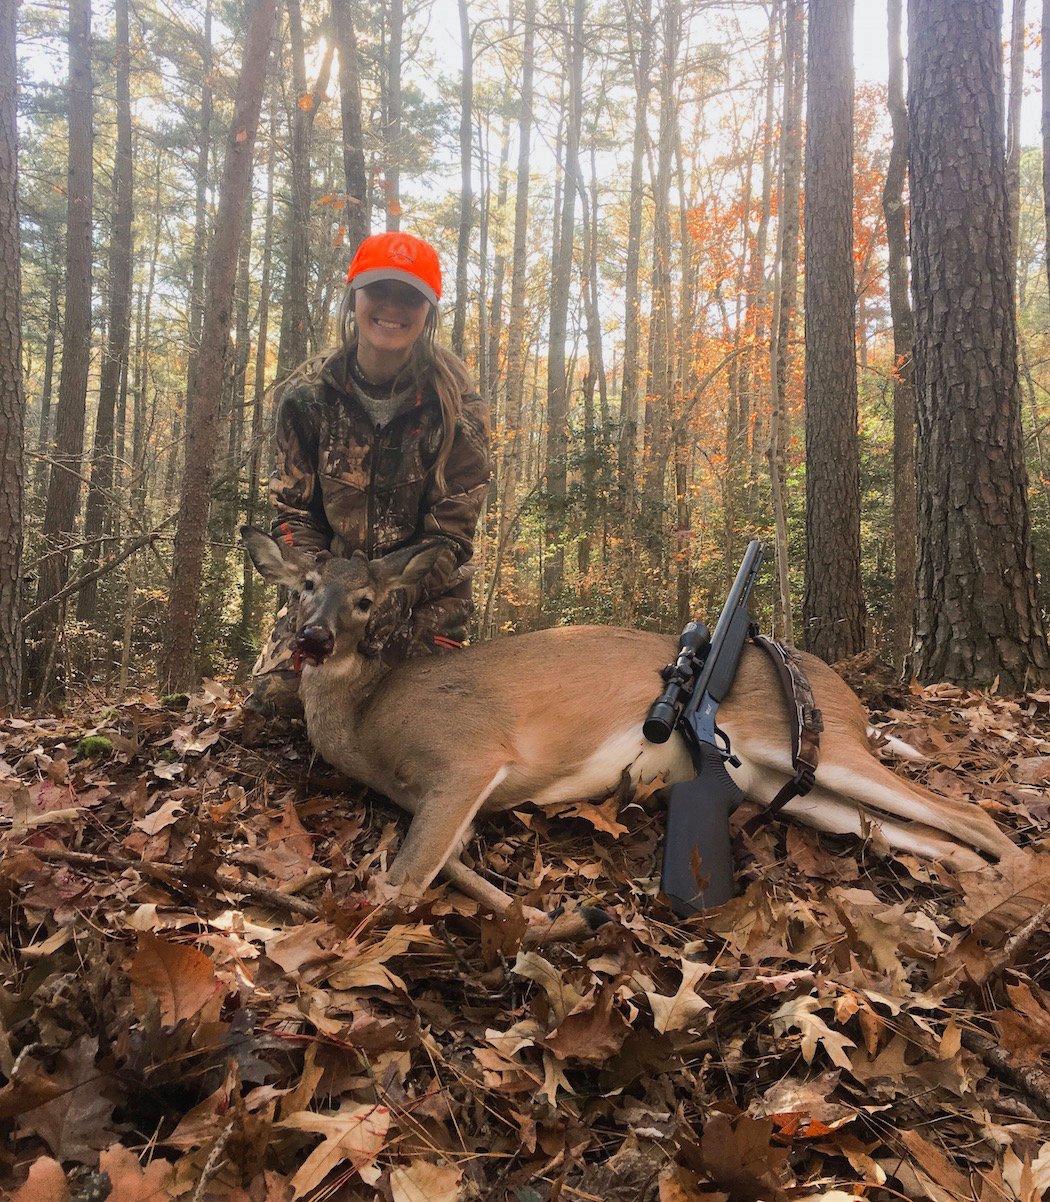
242, 528, 1017, 944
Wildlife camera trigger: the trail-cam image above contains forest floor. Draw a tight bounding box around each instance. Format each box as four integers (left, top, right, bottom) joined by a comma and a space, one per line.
0, 663, 1048, 1202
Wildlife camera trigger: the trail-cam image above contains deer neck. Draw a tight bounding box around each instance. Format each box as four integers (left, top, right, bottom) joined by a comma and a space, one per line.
299, 650, 389, 766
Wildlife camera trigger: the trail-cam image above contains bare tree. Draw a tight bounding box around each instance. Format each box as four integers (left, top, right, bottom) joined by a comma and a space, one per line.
0, 0, 24, 707
80, 0, 133, 621
908, 0, 1049, 691
884, 0, 916, 670
162, 0, 279, 690
452, 0, 473, 355
34, 0, 93, 679
1006, 0, 1026, 277
331, 0, 370, 256
802, 0, 866, 662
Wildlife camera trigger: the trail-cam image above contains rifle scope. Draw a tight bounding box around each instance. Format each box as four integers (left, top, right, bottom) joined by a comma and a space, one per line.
643, 620, 711, 743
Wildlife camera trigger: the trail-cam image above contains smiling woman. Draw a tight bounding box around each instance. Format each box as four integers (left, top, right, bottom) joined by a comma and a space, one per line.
247, 231, 491, 719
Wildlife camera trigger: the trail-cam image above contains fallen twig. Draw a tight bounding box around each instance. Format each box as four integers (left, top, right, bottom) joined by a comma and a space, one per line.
962, 1029, 1050, 1118
23, 845, 319, 919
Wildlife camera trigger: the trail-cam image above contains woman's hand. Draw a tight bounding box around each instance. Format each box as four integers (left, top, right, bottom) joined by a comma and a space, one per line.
360, 588, 411, 657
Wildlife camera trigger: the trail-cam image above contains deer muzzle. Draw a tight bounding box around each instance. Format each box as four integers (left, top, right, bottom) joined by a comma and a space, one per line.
293, 624, 335, 665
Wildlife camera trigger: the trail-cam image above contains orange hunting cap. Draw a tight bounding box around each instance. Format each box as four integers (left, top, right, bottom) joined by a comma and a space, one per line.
346, 232, 442, 306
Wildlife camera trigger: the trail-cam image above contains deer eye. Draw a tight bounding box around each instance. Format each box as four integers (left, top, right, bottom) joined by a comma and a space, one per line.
356, 596, 373, 612
302, 578, 316, 592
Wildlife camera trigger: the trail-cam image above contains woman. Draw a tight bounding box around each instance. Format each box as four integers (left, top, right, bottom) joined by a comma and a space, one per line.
248, 231, 490, 717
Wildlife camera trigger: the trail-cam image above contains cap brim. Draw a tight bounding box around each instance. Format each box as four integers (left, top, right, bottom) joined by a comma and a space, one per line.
350, 267, 439, 306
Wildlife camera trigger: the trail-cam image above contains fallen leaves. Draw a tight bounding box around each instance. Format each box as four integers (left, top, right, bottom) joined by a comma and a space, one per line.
0, 677, 1047, 1198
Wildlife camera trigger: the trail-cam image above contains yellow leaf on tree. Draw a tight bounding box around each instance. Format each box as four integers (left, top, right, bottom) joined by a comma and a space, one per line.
298, 92, 314, 111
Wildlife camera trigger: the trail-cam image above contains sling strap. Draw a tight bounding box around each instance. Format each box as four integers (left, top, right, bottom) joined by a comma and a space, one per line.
747, 636, 824, 828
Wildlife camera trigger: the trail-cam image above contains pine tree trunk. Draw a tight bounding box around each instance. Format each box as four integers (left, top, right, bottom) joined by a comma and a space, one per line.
161, 0, 278, 691
768, 0, 803, 642
1043, 0, 1050, 298
908, 0, 1050, 691
618, 0, 651, 528
802, 0, 866, 662
34, 273, 59, 497
1006, 0, 1026, 282
485, 109, 512, 410
79, 0, 133, 622
185, 0, 213, 410
277, 2, 333, 381
494, 0, 534, 632
386, 0, 403, 230
34, 0, 93, 680
543, 0, 583, 614
884, 0, 916, 670
331, 0, 370, 256
451, 0, 472, 356
0, 0, 24, 708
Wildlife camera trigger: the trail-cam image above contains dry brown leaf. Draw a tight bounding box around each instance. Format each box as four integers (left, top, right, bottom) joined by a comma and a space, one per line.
543, 986, 631, 1062
279, 1102, 391, 1198
646, 957, 713, 1034
15, 1038, 115, 1165
389, 1160, 462, 1202
9, 1158, 69, 1202
129, 932, 221, 1025
770, 995, 856, 1071
98, 1144, 174, 1202
898, 1129, 972, 1202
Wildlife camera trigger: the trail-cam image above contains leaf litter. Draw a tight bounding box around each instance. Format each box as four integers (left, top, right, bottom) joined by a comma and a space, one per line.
0, 672, 1046, 1201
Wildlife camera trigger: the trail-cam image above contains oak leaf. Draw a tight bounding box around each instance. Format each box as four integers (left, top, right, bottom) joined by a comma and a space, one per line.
543, 986, 630, 1062
389, 1160, 462, 1202
15, 1038, 116, 1164
9, 1157, 69, 1202
279, 1103, 391, 1198
770, 995, 856, 1071
646, 957, 712, 1034
98, 1144, 174, 1202
129, 932, 221, 1025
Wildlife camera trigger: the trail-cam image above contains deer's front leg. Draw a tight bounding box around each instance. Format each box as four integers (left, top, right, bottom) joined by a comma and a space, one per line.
386, 767, 510, 896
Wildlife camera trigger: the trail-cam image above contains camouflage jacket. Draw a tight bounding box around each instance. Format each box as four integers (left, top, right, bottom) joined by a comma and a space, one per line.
270, 352, 490, 603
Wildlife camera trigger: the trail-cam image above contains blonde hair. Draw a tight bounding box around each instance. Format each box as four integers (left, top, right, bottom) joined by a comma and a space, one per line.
283, 289, 474, 494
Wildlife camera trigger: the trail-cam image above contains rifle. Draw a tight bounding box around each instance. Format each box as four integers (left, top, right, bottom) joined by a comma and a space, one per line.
645, 539, 764, 915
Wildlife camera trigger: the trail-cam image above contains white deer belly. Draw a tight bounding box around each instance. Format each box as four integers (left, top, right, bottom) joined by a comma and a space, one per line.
530, 725, 693, 808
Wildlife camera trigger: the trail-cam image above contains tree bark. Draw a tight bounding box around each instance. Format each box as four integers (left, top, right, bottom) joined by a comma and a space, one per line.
1006, 0, 1026, 283
1043, 0, 1050, 298
618, 0, 652, 527
884, 0, 916, 671
33, 272, 59, 497
34, 0, 93, 678
331, 0, 370, 256
494, 0, 535, 632
161, 0, 278, 691
451, 0, 473, 356
185, 0, 213, 410
276, 0, 333, 381
385, 0, 403, 230
768, 0, 803, 642
79, 0, 133, 622
543, 0, 583, 614
908, 0, 1050, 691
0, 0, 24, 708
802, 0, 866, 662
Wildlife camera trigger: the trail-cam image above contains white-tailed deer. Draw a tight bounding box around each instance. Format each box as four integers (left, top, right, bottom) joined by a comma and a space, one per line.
242, 529, 1016, 942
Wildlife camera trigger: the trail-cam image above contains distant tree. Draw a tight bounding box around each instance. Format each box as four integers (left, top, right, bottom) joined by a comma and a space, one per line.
331, 0, 370, 255
34, 0, 93, 688
802, 0, 866, 663
79, 0, 133, 622
0, 0, 24, 707
908, 0, 1050, 690
162, 0, 279, 691
768, 0, 804, 641
884, 0, 916, 669
1043, 0, 1050, 297
451, 0, 473, 357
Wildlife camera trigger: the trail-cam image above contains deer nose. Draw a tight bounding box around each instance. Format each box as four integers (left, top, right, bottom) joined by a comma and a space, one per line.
293, 624, 335, 664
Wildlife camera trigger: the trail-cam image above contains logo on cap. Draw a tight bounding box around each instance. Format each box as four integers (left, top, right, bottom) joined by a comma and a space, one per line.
388, 238, 417, 267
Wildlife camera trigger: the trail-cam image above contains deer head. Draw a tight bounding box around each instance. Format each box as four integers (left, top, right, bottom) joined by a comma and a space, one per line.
240, 526, 448, 666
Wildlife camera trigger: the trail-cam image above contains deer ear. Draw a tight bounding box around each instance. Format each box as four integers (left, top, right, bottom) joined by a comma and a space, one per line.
375, 540, 452, 591
240, 526, 310, 588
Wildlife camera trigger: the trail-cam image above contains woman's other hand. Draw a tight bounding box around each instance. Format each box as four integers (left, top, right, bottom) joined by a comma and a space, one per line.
360, 587, 411, 657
